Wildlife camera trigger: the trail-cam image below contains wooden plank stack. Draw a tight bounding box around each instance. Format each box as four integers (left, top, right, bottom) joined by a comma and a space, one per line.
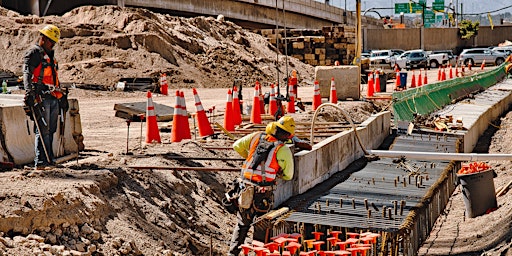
255, 25, 356, 66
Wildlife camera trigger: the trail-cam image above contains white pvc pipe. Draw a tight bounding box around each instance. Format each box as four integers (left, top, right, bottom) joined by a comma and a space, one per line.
367, 150, 512, 161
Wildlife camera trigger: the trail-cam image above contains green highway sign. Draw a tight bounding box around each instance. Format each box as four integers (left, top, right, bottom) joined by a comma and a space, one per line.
433, 1, 445, 12
395, 3, 410, 14
395, 1, 426, 14
424, 10, 435, 28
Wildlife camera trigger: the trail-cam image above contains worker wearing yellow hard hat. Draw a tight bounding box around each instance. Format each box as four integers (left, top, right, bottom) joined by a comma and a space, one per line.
23, 24, 68, 170
228, 116, 296, 256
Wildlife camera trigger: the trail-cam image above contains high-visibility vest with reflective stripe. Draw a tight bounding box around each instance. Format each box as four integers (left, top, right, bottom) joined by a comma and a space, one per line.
32, 51, 62, 99
242, 133, 283, 183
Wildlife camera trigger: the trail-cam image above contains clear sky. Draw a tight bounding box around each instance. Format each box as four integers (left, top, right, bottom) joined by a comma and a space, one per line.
326, 0, 512, 18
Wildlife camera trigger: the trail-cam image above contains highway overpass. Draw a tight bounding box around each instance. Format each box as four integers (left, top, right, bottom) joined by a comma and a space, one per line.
1, 0, 382, 29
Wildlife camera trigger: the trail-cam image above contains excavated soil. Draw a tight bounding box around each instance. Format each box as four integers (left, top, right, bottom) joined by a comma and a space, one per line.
0, 4, 512, 256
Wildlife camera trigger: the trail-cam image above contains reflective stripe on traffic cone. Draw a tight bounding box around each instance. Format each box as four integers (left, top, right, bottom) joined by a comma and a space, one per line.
374, 72, 381, 92
312, 80, 321, 111
367, 72, 374, 97
269, 83, 278, 116
287, 82, 295, 113
224, 89, 235, 131
145, 91, 161, 143
180, 91, 191, 140
232, 86, 242, 125
170, 90, 182, 142
250, 85, 262, 124
160, 73, 168, 96
329, 77, 337, 104
193, 88, 214, 137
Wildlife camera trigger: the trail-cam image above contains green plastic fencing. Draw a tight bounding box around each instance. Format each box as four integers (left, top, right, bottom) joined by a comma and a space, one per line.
393, 63, 509, 121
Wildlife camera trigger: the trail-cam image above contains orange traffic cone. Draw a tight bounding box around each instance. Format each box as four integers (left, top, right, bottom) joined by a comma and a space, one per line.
287, 82, 295, 113
312, 80, 321, 110
394, 64, 400, 73
395, 71, 401, 90
250, 85, 262, 124
468, 62, 472, 71
455, 65, 460, 77
481, 60, 486, 70
462, 64, 465, 73
367, 72, 374, 97
180, 91, 191, 140
232, 86, 242, 125
192, 88, 214, 137
290, 69, 298, 97
269, 84, 278, 116
441, 69, 446, 81
160, 73, 168, 96
423, 68, 428, 85
329, 77, 337, 104
257, 81, 265, 114
374, 71, 381, 92
418, 70, 423, 87
145, 91, 161, 143
223, 89, 235, 131
410, 71, 416, 88
170, 90, 182, 142
437, 67, 441, 81
448, 65, 453, 79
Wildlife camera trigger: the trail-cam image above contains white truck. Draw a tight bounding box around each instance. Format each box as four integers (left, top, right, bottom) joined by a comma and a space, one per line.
426, 51, 451, 68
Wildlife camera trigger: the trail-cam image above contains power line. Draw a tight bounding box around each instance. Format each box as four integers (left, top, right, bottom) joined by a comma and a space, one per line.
463, 4, 512, 16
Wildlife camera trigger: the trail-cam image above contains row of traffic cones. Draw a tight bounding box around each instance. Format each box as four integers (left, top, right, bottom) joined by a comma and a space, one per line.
146, 78, 340, 144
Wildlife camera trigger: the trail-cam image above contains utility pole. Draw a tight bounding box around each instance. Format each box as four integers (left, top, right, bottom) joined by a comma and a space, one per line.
356, 0, 362, 63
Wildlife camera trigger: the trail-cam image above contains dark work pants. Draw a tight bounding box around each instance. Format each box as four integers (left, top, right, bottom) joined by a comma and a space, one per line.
228, 190, 273, 256
34, 96, 59, 166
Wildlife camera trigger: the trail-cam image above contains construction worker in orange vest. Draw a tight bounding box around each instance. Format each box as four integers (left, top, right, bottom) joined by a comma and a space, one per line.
228, 116, 296, 256
23, 24, 68, 170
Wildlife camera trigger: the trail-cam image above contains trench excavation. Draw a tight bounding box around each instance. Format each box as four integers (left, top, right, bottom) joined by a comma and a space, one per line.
244, 65, 512, 256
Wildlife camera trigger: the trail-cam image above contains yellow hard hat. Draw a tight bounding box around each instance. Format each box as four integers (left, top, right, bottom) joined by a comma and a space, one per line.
275, 116, 295, 135
39, 25, 60, 43
265, 122, 277, 135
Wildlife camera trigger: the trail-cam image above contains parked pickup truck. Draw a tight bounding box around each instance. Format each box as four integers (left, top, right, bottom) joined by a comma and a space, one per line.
426, 51, 450, 68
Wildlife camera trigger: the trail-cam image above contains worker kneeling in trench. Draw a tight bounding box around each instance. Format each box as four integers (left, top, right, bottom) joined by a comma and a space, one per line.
227, 116, 296, 256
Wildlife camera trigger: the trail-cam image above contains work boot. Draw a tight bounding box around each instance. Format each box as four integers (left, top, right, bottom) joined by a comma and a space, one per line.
35, 163, 54, 170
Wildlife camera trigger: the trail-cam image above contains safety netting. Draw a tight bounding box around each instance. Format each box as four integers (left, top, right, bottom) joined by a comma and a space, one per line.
393, 62, 509, 122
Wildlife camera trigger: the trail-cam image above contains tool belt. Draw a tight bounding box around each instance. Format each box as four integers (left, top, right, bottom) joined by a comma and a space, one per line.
35, 83, 63, 99
239, 179, 275, 212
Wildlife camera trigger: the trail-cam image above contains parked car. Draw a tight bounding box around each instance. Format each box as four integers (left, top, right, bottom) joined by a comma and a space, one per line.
458, 48, 507, 66
390, 49, 429, 70
369, 50, 393, 65
428, 50, 456, 67
491, 46, 512, 56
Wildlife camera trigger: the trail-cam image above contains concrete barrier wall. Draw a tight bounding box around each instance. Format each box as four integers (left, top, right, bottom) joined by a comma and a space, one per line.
315, 66, 360, 100
366, 26, 512, 53
274, 111, 391, 206
0, 95, 82, 165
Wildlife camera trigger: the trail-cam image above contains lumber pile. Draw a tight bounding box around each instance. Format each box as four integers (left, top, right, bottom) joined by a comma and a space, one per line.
255, 25, 356, 66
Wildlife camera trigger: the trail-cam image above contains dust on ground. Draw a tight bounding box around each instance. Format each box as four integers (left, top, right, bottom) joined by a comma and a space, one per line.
0, 4, 511, 256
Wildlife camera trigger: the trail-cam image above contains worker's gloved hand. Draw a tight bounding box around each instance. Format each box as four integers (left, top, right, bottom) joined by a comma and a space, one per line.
295, 141, 312, 151
24, 90, 36, 108
59, 93, 69, 112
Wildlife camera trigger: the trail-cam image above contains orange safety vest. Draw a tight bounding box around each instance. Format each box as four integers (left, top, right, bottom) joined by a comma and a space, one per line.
242, 133, 284, 183
32, 51, 62, 99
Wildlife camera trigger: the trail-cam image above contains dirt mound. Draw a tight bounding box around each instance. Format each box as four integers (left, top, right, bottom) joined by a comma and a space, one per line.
0, 5, 315, 89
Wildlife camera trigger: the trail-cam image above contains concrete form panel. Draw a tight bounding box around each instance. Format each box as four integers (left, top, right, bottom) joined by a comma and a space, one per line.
0, 95, 81, 165
274, 111, 391, 206
315, 65, 360, 100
